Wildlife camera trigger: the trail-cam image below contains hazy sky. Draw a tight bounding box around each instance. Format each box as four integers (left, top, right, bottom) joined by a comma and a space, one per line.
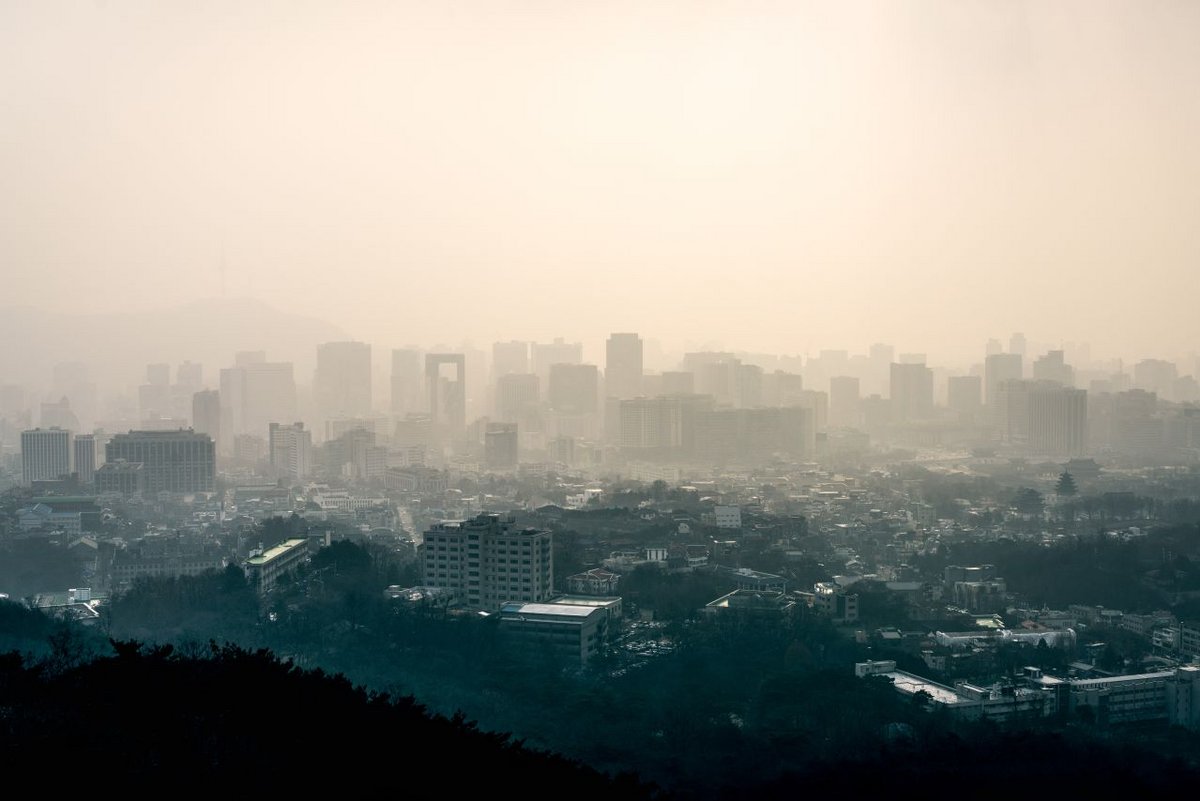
3, 1, 1198, 366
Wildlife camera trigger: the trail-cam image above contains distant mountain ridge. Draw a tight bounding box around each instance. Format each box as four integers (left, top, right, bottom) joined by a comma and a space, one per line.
0, 297, 349, 391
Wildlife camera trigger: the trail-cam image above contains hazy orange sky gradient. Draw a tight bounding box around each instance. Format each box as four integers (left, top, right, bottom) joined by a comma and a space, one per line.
3, 1, 1198, 367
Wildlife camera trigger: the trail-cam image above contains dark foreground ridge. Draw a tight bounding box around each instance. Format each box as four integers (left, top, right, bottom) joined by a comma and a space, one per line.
2, 634, 1200, 798
0, 641, 657, 797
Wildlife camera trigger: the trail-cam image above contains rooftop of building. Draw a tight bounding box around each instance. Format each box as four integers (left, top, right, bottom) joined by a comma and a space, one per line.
499, 602, 599, 619
550, 595, 622, 608
246, 538, 309, 566
883, 671, 963, 706
1068, 670, 1175, 687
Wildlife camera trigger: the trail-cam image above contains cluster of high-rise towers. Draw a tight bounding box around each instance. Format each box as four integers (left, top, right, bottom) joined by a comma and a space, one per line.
6, 331, 1200, 490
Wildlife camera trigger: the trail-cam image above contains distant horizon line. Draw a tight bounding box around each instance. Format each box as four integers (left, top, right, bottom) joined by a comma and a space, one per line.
1, 295, 1193, 373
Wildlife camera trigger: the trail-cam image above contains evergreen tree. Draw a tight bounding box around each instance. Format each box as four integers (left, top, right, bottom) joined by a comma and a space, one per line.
1056, 471, 1078, 497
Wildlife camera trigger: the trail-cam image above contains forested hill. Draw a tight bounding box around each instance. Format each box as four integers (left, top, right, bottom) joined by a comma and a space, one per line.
2, 629, 1200, 798
0, 639, 657, 797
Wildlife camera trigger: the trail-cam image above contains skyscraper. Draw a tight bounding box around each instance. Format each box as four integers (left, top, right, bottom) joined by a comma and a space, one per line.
1032, 350, 1074, 387
829, 376, 861, 429
985, 353, 1023, 414
192, 389, 221, 445
889, 362, 934, 422
531, 339, 583, 387
21, 427, 70, 485
220, 360, 297, 449
73, 434, 96, 485
269, 422, 313, 481
390, 348, 423, 417
105, 429, 216, 493
425, 353, 467, 436
605, 332, 643, 400
549, 363, 599, 415
496, 373, 540, 425
484, 423, 519, 469
1029, 387, 1087, 456
314, 341, 373, 422
947, 375, 983, 424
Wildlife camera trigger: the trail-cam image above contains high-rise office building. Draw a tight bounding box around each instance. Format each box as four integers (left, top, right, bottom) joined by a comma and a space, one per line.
772, 371, 805, 407
798, 390, 829, 433
618, 397, 685, 450
947, 375, 983, 424
496, 373, 540, 425
484, 423, 519, 470
661, 371, 695, 395
683, 352, 741, 406
192, 389, 221, 445
996, 379, 1037, 444
531, 339, 583, 388
605, 333, 643, 400
1009, 332, 1027, 358
233, 366, 280, 439
21, 427, 70, 485
736, 364, 764, 408
889, 362, 934, 422
139, 363, 172, 421
829, 376, 861, 429
105, 429, 215, 493
1029, 387, 1087, 456
985, 353, 1023, 413
220, 360, 297, 450
73, 434, 96, 485
1134, 359, 1178, 400
390, 348, 423, 417
39, 397, 80, 431
269, 422, 313, 481
314, 341, 373, 421
425, 353, 467, 436
420, 513, 553, 610
548, 363, 599, 415
1032, 350, 1074, 387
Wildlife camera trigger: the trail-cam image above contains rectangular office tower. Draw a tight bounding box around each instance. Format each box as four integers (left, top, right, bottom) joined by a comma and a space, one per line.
390, 348, 423, 417
605, 332, 643, 400
269, 422, 313, 481
985, 353, 1023, 413
948, 375, 983, 424
314, 341, 373, 421
105, 429, 215, 493
420, 513, 553, 610
829, 376, 861, 429
1029, 387, 1088, 457
21, 427, 71, 485
73, 434, 96, 485
889, 362, 934, 422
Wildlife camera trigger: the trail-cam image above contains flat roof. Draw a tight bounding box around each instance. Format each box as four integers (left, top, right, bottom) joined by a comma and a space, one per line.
1069, 670, 1174, 687
246, 538, 309, 565
884, 671, 963, 706
500, 602, 598, 618
551, 596, 621, 607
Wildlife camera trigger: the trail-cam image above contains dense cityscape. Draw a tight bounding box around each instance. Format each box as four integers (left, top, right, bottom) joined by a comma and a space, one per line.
4, 329, 1200, 792
5, 0, 1200, 795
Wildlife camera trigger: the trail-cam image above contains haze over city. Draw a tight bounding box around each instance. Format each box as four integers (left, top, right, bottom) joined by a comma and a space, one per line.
4, 1, 1199, 364
7, 2, 1200, 796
